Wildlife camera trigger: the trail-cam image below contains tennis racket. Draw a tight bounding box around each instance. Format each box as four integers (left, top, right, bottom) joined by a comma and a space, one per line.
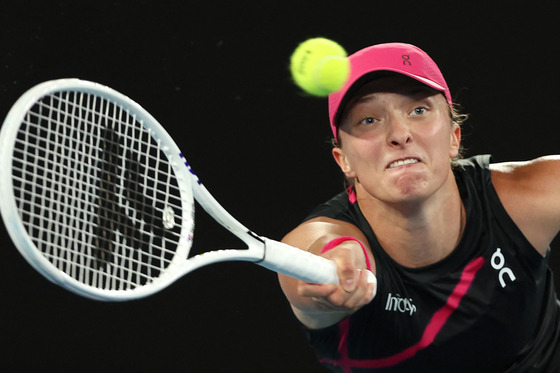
0, 78, 340, 301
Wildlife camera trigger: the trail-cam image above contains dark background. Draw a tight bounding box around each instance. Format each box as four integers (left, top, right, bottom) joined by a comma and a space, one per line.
1, 1, 558, 372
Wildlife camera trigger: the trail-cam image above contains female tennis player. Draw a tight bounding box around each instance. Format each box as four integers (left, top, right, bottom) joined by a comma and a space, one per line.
278, 43, 560, 372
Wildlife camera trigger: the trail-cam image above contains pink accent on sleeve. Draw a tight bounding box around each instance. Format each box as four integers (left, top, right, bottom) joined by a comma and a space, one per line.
321, 236, 372, 271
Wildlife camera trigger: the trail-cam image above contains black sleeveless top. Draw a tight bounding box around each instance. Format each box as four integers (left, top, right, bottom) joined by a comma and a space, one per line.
303, 155, 560, 372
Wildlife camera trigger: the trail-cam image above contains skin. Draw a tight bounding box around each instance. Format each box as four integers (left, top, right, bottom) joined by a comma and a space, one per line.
278, 76, 560, 330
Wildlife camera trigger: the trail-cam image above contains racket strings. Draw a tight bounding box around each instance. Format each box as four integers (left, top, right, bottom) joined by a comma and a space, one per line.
13, 90, 184, 291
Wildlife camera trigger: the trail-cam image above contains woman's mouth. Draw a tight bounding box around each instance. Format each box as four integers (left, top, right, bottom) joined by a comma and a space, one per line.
387, 158, 420, 169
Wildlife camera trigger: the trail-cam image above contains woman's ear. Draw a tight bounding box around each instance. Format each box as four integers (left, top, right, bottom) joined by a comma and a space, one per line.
449, 124, 462, 158
332, 147, 356, 178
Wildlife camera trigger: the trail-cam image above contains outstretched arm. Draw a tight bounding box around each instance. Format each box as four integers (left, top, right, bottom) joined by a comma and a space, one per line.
278, 217, 377, 329
491, 155, 560, 255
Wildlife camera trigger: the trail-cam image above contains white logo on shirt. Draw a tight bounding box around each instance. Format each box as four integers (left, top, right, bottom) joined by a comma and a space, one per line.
491, 248, 516, 288
385, 293, 416, 315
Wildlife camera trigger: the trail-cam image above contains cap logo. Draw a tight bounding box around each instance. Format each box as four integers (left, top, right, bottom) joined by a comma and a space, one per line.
402, 54, 411, 66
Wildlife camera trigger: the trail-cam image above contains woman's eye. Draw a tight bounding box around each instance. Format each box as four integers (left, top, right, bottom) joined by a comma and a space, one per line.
359, 117, 377, 125
410, 107, 427, 116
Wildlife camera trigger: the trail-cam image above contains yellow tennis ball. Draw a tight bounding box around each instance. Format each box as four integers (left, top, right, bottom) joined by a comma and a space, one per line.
290, 37, 350, 97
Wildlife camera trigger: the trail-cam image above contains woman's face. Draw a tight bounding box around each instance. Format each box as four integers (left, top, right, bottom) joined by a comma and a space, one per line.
333, 76, 461, 207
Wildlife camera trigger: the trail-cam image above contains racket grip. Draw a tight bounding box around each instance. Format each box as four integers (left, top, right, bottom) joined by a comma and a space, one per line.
259, 238, 339, 284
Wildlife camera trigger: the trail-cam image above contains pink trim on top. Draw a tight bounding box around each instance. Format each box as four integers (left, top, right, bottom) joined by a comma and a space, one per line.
347, 186, 357, 204
321, 236, 372, 271
320, 256, 485, 370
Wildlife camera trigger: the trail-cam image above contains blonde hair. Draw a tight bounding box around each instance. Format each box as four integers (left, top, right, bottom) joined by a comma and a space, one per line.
449, 103, 469, 168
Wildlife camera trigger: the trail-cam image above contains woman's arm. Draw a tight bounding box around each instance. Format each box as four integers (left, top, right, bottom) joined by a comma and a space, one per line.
278, 217, 377, 329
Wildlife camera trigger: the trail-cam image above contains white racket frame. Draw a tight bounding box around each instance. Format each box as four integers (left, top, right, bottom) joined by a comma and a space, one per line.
0, 79, 339, 301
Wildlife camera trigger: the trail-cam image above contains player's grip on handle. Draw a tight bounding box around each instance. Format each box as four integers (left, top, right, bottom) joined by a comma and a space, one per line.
260, 238, 376, 286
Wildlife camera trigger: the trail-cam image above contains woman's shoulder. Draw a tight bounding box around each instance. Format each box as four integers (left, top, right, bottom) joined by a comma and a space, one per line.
490, 155, 560, 253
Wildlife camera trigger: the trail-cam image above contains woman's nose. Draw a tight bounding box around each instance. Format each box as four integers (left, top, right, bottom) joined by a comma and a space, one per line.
386, 117, 413, 147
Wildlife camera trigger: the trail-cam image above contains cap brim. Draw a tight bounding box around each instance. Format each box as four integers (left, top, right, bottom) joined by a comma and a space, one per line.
333, 69, 448, 128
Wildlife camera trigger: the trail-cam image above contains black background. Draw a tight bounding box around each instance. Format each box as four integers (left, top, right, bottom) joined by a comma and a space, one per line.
1, 1, 559, 372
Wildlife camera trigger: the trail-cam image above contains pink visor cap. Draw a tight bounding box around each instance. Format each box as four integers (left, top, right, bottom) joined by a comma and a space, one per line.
328, 43, 452, 141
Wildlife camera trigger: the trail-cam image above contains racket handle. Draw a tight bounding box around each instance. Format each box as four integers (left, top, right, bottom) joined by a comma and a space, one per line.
259, 238, 339, 284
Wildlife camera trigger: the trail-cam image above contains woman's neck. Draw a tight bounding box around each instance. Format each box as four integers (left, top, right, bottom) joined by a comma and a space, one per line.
356, 177, 466, 268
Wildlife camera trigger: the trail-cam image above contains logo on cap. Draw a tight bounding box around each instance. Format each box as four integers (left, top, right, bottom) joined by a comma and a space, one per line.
402, 54, 411, 66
